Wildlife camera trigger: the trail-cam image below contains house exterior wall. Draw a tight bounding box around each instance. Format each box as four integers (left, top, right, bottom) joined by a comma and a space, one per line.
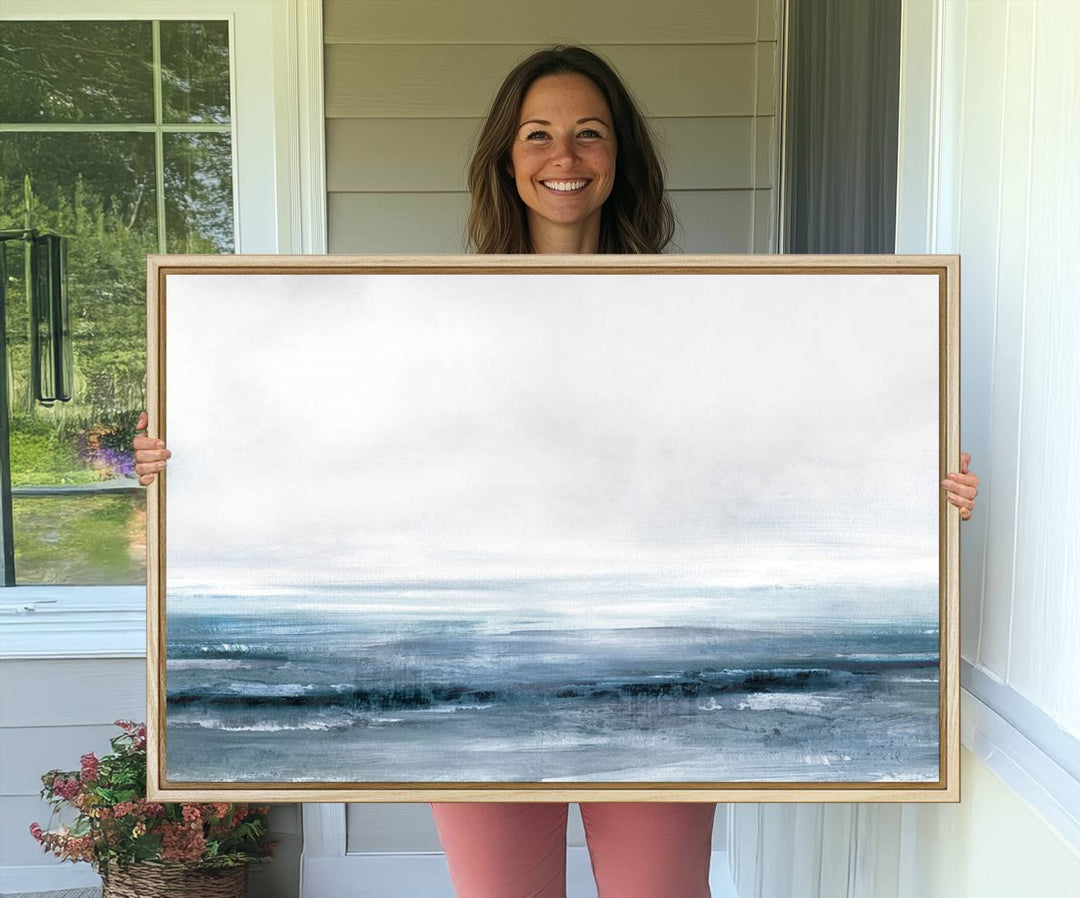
323, 0, 781, 254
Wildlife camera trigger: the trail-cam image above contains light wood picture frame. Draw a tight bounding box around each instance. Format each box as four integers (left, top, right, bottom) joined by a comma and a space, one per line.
146, 254, 960, 803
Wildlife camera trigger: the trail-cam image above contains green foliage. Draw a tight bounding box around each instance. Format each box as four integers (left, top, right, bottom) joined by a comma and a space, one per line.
31, 721, 276, 875
8, 429, 93, 486
2, 20, 234, 583
12, 494, 145, 585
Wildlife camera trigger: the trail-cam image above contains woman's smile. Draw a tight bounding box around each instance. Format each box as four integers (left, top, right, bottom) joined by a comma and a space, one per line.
540, 178, 592, 193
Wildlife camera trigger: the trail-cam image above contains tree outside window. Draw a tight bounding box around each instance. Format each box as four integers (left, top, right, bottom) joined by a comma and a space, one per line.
0, 19, 234, 584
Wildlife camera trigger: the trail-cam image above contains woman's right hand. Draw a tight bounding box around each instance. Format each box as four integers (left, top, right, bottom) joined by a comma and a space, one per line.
133, 411, 171, 486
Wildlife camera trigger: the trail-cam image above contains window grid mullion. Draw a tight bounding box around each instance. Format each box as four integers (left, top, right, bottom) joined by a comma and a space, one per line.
152, 19, 167, 255
0, 124, 231, 133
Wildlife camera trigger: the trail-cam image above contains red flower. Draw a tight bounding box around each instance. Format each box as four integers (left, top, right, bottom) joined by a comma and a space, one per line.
181, 805, 202, 824
52, 777, 80, 801
80, 753, 100, 782
136, 798, 166, 817
30, 822, 44, 842
160, 821, 206, 863
207, 802, 231, 820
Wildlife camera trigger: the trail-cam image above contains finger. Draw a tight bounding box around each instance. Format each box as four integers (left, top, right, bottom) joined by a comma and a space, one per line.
135, 461, 168, 475
960, 507, 972, 521
941, 479, 978, 499
944, 471, 979, 489
946, 491, 975, 510
961, 452, 971, 474
133, 437, 167, 451
136, 411, 148, 433
138, 473, 156, 486
135, 449, 170, 463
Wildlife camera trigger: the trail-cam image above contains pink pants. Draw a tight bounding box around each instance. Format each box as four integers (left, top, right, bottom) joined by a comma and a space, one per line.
431, 802, 716, 898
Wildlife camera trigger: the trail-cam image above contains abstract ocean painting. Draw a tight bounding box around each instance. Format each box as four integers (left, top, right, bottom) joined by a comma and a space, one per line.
161, 270, 942, 786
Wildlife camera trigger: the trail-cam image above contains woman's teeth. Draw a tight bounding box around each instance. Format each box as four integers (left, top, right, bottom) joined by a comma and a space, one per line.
542, 180, 589, 192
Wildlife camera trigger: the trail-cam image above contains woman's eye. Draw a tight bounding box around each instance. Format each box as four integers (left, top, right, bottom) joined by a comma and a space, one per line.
523, 129, 602, 140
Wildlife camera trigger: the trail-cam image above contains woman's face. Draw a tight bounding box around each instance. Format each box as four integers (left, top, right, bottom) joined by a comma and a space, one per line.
508, 73, 617, 243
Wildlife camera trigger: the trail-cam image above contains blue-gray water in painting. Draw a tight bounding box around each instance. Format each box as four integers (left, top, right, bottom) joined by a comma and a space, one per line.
165, 578, 940, 783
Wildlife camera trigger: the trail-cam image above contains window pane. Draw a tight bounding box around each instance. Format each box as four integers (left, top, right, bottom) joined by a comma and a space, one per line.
164, 133, 235, 252
2, 132, 155, 584
0, 21, 154, 124
160, 20, 232, 124
1, 19, 235, 587
12, 493, 146, 585
1, 132, 157, 448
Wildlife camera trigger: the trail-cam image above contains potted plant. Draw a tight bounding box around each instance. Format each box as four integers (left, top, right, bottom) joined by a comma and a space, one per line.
30, 720, 275, 897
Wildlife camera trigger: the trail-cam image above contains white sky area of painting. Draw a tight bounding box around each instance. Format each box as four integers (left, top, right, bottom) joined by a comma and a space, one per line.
164, 273, 939, 593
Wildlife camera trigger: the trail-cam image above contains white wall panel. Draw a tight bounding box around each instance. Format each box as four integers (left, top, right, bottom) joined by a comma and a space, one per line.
900, 0, 1080, 740
728, 804, 902, 898
980, 0, 1036, 691
952, 0, 1009, 672
1006, 1, 1080, 733
346, 803, 443, 853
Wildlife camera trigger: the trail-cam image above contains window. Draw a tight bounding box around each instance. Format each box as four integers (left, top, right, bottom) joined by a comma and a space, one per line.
0, 19, 235, 585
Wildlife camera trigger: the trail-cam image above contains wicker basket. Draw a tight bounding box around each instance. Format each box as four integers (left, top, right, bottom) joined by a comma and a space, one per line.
100, 861, 247, 898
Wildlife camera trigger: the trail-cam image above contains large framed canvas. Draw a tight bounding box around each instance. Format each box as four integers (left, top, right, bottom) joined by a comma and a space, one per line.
146, 254, 960, 803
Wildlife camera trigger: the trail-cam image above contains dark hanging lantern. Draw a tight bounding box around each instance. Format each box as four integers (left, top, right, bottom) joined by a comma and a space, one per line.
30, 233, 73, 405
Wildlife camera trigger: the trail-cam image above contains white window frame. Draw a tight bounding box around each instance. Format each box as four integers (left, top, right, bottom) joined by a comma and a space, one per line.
0, 0, 326, 659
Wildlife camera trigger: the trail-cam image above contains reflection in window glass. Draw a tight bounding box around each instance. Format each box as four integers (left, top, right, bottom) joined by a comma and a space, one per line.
12, 494, 146, 585
0, 21, 154, 124
164, 133, 235, 253
1, 131, 156, 471
2, 19, 234, 586
160, 20, 232, 124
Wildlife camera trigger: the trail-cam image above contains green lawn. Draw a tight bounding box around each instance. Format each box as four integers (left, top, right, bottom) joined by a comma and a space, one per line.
13, 493, 146, 584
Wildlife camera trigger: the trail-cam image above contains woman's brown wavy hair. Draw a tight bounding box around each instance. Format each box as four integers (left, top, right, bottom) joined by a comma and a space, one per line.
465, 45, 677, 254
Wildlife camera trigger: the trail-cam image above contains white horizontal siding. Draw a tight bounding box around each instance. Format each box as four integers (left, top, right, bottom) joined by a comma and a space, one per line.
326, 44, 764, 119
0, 659, 144, 870
324, 0, 761, 45
0, 660, 145, 728
328, 188, 761, 254
326, 117, 772, 192
324, 0, 781, 255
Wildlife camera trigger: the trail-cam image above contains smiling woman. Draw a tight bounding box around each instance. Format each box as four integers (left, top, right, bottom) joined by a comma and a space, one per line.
465, 45, 675, 255
134, 40, 980, 898
508, 73, 618, 253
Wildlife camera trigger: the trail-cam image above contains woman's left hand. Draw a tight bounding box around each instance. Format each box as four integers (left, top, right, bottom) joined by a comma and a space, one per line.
942, 452, 979, 521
